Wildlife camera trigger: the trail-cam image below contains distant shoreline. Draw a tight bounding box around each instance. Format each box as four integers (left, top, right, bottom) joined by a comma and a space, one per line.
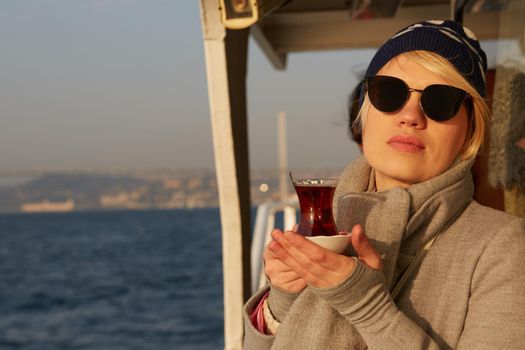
0, 206, 224, 216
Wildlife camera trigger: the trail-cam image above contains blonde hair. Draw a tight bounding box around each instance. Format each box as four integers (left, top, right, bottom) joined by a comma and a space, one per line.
356, 50, 490, 160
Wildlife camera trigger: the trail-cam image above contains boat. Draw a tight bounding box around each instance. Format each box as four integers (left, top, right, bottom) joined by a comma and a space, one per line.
198, 1, 525, 348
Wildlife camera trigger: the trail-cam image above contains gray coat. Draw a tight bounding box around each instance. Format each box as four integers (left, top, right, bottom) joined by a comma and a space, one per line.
243, 157, 525, 349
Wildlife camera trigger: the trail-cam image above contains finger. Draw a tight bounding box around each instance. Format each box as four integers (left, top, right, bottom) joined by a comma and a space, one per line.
264, 257, 305, 292
271, 228, 284, 237
268, 236, 307, 272
284, 232, 356, 285
350, 225, 383, 270
265, 241, 300, 273
266, 269, 303, 286
271, 231, 357, 289
268, 232, 325, 282
264, 229, 285, 259
264, 240, 279, 259
265, 238, 300, 272
273, 276, 307, 293
271, 229, 343, 272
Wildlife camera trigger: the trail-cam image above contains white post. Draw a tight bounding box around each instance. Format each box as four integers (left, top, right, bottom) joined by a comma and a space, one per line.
278, 111, 296, 231
199, 2, 251, 349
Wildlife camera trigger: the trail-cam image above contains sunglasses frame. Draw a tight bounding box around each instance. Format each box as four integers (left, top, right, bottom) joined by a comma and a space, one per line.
364, 75, 471, 122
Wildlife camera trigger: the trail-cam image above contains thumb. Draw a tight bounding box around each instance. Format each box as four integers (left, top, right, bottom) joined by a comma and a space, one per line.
350, 225, 383, 271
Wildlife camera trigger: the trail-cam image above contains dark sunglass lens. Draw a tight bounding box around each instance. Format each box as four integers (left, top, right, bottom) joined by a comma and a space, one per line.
421, 85, 467, 121
367, 76, 408, 113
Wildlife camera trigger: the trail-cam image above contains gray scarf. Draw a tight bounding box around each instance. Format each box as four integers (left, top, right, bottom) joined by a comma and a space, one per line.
334, 156, 475, 290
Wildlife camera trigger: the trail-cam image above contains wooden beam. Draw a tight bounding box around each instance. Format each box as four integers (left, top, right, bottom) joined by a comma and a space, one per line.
394, 4, 450, 19
199, 1, 252, 349
256, 8, 505, 54
463, 11, 516, 41
251, 24, 287, 70
259, 8, 442, 52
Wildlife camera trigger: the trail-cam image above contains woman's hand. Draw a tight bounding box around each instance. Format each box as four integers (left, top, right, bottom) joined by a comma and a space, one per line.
263, 230, 307, 293
268, 225, 382, 289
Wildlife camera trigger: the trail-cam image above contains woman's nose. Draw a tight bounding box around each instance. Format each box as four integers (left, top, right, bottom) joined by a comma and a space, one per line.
396, 92, 426, 128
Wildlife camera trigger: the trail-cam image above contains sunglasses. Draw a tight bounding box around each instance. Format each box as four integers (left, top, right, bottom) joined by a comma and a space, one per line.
364, 75, 470, 122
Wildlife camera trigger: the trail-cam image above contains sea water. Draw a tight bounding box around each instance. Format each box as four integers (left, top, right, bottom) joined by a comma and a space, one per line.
0, 209, 224, 350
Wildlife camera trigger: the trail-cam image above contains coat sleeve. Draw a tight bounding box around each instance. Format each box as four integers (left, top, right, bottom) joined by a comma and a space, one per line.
456, 218, 525, 350
242, 284, 304, 349
311, 261, 443, 350
312, 218, 525, 350
243, 286, 275, 350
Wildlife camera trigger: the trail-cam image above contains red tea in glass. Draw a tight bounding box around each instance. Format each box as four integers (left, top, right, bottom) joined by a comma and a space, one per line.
292, 178, 338, 237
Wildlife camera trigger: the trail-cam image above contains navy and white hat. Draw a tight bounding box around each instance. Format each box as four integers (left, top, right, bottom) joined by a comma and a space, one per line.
361, 20, 488, 103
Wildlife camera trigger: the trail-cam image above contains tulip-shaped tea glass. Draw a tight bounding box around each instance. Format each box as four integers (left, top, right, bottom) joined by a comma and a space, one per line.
291, 175, 347, 253
291, 176, 339, 237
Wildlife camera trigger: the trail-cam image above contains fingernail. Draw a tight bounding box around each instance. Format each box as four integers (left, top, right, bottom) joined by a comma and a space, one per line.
269, 240, 280, 251
283, 231, 294, 240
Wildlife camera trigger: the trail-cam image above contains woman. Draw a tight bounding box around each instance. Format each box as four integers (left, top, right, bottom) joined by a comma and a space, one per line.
243, 20, 525, 349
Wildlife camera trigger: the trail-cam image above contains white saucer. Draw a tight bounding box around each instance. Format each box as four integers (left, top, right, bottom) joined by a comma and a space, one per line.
306, 234, 350, 254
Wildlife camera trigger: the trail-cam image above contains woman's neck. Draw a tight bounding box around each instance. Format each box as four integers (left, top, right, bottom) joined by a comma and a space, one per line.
374, 169, 412, 191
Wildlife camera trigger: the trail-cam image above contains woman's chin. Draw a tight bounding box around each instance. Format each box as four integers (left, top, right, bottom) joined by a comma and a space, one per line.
373, 164, 426, 189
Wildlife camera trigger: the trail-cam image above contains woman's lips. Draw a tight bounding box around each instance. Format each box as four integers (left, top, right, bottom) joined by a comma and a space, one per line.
388, 135, 425, 153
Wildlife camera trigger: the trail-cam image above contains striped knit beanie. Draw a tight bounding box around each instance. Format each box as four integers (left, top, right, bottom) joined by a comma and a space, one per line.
360, 20, 488, 105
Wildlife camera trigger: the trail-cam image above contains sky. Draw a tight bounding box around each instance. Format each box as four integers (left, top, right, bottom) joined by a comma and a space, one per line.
0, 0, 375, 173
0, 1, 501, 173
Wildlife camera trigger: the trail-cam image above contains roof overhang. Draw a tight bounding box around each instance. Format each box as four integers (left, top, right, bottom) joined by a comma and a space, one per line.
251, 0, 512, 69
